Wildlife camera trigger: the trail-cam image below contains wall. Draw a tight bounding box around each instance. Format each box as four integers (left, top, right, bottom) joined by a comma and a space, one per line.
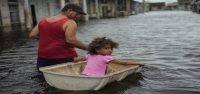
0, 0, 11, 27
18, 1, 25, 25
126, 0, 131, 15
26, 0, 57, 25
0, 0, 25, 27
0, 9, 2, 28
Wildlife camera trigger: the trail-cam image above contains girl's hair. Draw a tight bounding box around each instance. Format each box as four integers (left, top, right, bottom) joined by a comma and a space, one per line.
88, 37, 119, 55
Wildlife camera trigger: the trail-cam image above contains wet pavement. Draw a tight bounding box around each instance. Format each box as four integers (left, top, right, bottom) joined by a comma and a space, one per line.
0, 11, 200, 94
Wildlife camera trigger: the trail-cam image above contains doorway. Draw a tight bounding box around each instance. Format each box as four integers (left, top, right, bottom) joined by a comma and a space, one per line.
31, 5, 37, 27
101, 0, 108, 18
102, 6, 108, 18
9, 5, 21, 27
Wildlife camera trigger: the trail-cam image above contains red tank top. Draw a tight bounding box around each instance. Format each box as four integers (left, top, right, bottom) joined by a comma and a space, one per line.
38, 18, 77, 59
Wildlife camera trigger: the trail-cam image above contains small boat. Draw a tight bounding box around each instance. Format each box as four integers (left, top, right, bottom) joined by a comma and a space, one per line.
39, 61, 143, 90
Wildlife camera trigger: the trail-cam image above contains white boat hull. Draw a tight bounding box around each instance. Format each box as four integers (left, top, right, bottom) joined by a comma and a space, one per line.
39, 61, 142, 90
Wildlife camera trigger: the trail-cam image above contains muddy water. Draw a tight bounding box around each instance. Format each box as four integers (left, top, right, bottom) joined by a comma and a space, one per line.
0, 11, 200, 94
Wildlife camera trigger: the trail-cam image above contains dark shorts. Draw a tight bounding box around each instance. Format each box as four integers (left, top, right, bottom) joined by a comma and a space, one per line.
37, 57, 74, 72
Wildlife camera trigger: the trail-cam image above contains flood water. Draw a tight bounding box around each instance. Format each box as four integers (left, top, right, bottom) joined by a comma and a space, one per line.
0, 11, 200, 94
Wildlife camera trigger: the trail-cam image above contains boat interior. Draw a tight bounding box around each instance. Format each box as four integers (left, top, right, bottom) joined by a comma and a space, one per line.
46, 61, 137, 75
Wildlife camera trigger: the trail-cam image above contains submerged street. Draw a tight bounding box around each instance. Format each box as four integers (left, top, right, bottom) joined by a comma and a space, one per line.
0, 11, 200, 94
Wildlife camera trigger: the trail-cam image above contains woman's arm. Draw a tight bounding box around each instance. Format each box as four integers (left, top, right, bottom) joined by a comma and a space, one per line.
29, 24, 39, 39
110, 59, 145, 66
73, 56, 86, 62
64, 20, 88, 51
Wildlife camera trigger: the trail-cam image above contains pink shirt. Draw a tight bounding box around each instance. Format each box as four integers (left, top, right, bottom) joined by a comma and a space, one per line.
81, 54, 114, 76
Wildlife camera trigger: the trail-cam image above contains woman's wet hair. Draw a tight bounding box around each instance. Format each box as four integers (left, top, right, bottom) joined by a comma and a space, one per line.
88, 37, 118, 55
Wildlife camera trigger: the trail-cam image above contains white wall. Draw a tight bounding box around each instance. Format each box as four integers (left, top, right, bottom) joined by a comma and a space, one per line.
0, 0, 25, 27
0, 0, 11, 27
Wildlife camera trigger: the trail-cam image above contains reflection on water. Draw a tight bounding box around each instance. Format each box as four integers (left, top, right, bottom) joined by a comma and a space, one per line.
0, 11, 200, 94
0, 26, 30, 53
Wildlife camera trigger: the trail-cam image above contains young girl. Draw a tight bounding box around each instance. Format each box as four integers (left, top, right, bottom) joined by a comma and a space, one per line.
74, 37, 145, 76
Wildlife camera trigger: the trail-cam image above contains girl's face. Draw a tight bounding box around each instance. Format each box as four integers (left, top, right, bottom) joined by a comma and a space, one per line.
96, 44, 113, 55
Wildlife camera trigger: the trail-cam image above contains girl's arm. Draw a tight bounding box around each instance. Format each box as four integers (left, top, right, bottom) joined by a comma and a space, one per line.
73, 56, 86, 62
109, 59, 145, 66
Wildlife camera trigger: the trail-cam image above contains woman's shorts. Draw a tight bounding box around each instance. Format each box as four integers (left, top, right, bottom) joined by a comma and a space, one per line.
37, 57, 74, 72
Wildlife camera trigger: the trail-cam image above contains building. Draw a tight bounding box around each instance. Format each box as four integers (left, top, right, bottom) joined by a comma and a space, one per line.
0, 0, 88, 30
143, 1, 150, 12
140, 1, 150, 12
1, 0, 25, 28
131, 0, 141, 14
166, 2, 179, 10
0, 9, 2, 30
0, 0, 133, 30
191, 0, 200, 13
178, 0, 191, 10
86, 0, 132, 18
149, 2, 166, 11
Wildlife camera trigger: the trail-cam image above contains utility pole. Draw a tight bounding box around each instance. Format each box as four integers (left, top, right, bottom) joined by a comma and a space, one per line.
83, 0, 89, 21
60, 0, 65, 10
143, 0, 145, 13
23, 0, 31, 30
115, 0, 118, 17
95, 0, 100, 19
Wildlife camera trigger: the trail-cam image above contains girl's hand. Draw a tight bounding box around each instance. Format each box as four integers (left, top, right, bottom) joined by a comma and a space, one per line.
137, 61, 145, 66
